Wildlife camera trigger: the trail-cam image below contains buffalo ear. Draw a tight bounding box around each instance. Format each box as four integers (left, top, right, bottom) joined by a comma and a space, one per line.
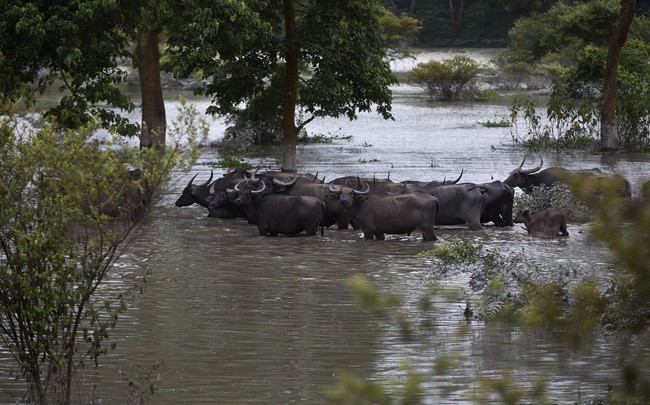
325, 192, 338, 200
354, 194, 368, 201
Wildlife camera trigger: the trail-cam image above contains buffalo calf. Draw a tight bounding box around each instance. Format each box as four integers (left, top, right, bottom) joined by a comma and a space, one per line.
514, 207, 569, 237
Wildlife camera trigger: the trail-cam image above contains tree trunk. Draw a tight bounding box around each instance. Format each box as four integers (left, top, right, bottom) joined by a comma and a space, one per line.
281, 0, 299, 172
600, 0, 636, 151
136, 26, 166, 149
449, 0, 466, 43
408, 0, 417, 16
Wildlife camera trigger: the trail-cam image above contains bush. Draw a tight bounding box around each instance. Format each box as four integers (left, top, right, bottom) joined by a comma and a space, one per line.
514, 183, 593, 222
406, 55, 486, 101
0, 103, 191, 403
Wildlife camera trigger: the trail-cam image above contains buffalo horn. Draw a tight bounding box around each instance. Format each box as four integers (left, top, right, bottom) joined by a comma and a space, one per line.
353, 180, 370, 194
200, 169, 214, 187
234, 179, 247, 192
520, 158, 544, 174
273, 171, 299, 187
209, 181, 216, 195
251, 180, 266, 194
328, 185, 341, 193
186, 173, 199, 188
518, 157, 526, 170
450, 168, 464, 184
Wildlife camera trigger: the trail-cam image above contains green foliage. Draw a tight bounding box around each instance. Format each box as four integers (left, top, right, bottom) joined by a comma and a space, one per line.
0, 0, 138, 135
215, 155, 252, 171
542, 40, 650, 151
479, 118, 511, 128
509, 97, 600, 151
502, 0, 624, 66
339, 178, 650, 402
417, 238, 484, 264
378, 9, 421, 61
514, 183, 593, 223
166, 0, 396, 146
406, 55, 486, 101
0, 104, 192, 403
298, 132, 354, 144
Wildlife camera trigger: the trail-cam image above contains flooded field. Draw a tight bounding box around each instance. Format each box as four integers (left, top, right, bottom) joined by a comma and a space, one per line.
1, 48, 650, 404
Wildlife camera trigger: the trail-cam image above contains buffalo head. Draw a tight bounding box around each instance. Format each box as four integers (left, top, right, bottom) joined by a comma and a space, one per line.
229, 177, 267, 206
175, 170, 213, 207
503, 158, 543, 189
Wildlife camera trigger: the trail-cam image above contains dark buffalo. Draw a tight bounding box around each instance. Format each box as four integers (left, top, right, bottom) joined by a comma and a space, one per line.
403, 169, 464, 188
205, 170, 252, 218
504, 158, 631, 197
273, 175, 355, 229
474, 181, 515, 226
227, 179, 325, 236
175, 170, 250, 218
330, 175, 403, 194
514, 207, 569, 237
331, 170, 463, 194
175, 170, 214, 208
349, 186, 439, 241
403, 183, 486, 230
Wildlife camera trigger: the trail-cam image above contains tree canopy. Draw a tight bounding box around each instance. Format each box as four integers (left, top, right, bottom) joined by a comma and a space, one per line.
166, 0, 397, 170
0, 0, 137, 134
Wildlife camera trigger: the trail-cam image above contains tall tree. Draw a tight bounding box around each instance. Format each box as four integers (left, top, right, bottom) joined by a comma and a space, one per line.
0, 1, 137, 135
166, 0, 396, 171
135, 6, 168, 149
281, 0, 299, 170
601, 0, 638, 151
449, 0, 467, 42
0, 1, 169, 148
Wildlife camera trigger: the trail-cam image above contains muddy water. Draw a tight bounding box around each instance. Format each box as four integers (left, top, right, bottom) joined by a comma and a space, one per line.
2, 52, 650, 404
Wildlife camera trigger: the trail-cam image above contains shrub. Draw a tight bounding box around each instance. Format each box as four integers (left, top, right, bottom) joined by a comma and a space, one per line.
514, 183, 593, 223
406, 55, 486, 101
0, 103, 193, 403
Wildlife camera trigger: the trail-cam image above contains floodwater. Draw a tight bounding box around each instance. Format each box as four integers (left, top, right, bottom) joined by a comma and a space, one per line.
2, 49, 650, 404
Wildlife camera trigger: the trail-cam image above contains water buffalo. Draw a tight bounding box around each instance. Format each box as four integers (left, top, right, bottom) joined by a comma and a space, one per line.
349, 186, 439, 241
403, 183, 486, 230
330, 175, 403, 194
175, 170, 214, 208
504, 158, 631, 197
514, 207, 569, 237
227, 179, 325, 236
403, 169, 464, 188
331, 170, 463, 193
271, 175, 354, 229
474, 181, 515, 226
176, 170, 250, 218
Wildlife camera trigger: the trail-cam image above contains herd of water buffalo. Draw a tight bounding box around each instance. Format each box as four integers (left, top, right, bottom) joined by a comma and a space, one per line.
174, 158, 633, 240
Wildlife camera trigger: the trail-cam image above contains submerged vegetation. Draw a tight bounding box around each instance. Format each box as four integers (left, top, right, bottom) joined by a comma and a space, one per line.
514, 183, 593, 223
338, 176, 650, 403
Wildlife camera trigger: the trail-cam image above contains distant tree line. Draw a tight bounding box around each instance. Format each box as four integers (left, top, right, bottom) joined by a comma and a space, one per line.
384, 0, 650, 47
